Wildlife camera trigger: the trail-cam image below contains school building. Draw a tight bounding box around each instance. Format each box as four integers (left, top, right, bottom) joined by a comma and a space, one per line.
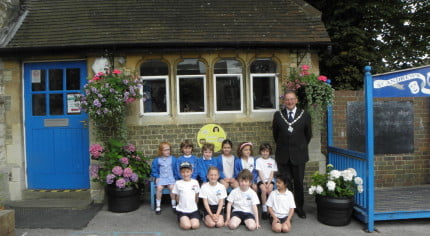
1, 0, 330, 203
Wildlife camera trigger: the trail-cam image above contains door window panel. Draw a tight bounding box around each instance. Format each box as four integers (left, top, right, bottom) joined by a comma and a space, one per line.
32, 70, 46, 91
32, 94, 46, 116
49, 94, 64, 115
66, 68, 80, 90
49, 69, 63, 91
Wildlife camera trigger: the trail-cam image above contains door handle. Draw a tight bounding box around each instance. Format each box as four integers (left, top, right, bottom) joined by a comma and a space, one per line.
80, 120, 89, 128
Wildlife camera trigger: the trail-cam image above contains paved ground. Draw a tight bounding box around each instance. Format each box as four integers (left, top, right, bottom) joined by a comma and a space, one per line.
14, 198, 430, 236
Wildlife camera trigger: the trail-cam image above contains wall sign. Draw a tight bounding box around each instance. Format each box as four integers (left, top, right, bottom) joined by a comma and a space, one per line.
373, 65, 430, 98
67, 93, 81, 114
196, 124, 226, 152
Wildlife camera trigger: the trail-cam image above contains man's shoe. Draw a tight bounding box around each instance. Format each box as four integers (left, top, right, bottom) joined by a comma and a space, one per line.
296, 208, 306, 218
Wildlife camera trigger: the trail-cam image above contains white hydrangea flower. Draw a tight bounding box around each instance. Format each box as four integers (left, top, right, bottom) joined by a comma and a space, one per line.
316, 185, 324, 194
329, 170, 341, 179
354, 177, 363, 185
326, 180, 336, 191
308, 185, 316, 195
347, 168, 357, 177
357, 184, 364, 193
341, 169, 354, 181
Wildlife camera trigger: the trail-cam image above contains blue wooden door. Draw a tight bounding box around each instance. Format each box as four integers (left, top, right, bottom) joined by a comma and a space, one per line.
24, 61, 89, 189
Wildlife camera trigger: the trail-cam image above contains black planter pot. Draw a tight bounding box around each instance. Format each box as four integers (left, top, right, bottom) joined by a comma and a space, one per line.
106, 184, 140, 213
316, 195, 354, 226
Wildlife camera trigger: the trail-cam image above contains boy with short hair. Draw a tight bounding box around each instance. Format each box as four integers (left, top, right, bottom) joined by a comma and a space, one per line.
267, 173, 295, 233
225, 169, 260, 231
172, 162, 200, 230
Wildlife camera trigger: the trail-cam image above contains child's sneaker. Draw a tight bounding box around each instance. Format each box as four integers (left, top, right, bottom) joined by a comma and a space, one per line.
155, 207, 161, 215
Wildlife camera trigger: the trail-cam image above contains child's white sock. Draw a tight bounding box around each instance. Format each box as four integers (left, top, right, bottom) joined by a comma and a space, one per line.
156, 199, 161, 207
262, 204, 267, 212
171, 200, 176, 207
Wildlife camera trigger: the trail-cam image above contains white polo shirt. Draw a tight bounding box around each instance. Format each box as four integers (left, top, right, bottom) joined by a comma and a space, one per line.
199, 182, 227, 205
172, 179, 200, 213
227, 187, 260, 213
266, 189, 296, 218
255, 157, 278, 183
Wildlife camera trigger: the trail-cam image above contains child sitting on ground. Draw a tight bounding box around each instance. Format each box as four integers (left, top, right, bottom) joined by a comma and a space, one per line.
255, 143, 278, 219
172, 162, 201, 230
225, 169, 260, 231
267, 173, 295, 233
199, 166, 227, 228
150, 142, 178, 214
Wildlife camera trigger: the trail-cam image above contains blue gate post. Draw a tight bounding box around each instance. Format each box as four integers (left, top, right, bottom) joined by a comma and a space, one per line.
364, 65, 375, 232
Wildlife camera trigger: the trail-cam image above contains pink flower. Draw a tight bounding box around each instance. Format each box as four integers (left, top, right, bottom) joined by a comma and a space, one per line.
123, 167, 133, 178
300, 70, 310, 76
120, 157, 129, 165
96, 72, 104, 77
112, 166, 123, 176
89, 144, 103, 159
125, 97, 136, 104
318, 75, 328, 82
115, 178, 126, 188
90, 165, 99, 179
124, 144, 136, 153
112, 69, 122, 75
301, 65, 310, 71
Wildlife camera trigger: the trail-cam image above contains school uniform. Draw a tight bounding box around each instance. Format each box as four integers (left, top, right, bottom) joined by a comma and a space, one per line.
233, 157, 259, 183
217, 154, 237, 179
255, 157, 278, 184
176, 155, 199, 179
266, 189, 296, 223
199, 182, 227, 215
150, 156, 179, 184
227, 187, 260, 221
196, 157, 225, 183
172, 179, 201, 219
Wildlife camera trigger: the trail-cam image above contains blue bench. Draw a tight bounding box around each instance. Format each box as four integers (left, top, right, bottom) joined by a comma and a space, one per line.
149, 179, 171, 210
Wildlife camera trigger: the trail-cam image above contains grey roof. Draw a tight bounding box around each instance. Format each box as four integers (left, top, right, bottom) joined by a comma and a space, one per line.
3, 0, 330, 49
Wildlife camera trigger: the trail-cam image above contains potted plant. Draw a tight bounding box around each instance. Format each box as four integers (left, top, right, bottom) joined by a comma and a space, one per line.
308, 164, 364, 226
283, 65, 334, 128
79, 68, 143, 143
90, 139, 151, 212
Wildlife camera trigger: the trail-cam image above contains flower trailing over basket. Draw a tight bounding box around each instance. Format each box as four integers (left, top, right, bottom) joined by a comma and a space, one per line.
283, 65, 334, 128
89, 139, 151, 189
308, 164, 364, 198
79, 68, 143, 142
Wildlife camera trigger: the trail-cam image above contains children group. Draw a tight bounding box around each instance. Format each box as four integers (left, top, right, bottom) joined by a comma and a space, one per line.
150, 139, 296, 233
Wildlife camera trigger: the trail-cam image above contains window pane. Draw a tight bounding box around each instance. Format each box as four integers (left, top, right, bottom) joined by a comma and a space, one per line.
32, 70, 46, 91
214, 59, 242, 74
253, 76, 276, 109
250, 59, 277, 73
216, 76, 241, 111
179, 77, 204, 112
66, 68, 80, 90
49, 69, 63, 91
32, 94, 46, 116
140, 60, 168, 76
50, 94, 64, 115
177, 59, 206, 75
142, 79, 167, 113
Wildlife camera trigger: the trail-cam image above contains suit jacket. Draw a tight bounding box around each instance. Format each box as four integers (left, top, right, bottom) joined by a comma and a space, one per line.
272, 108, 312, 165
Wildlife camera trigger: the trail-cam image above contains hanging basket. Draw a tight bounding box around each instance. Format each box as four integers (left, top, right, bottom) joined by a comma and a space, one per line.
106, 184, 140, 213
316, 195, 354, 226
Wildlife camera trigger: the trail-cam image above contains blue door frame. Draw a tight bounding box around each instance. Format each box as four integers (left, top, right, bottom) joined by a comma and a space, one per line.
24, 61, 90, 189
327, 65, 430, 232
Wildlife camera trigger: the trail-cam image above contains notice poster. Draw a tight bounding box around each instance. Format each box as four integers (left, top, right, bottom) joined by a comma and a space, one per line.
196, 124, 227, 152
67, 93, 81, 114
31, 70, 41, 83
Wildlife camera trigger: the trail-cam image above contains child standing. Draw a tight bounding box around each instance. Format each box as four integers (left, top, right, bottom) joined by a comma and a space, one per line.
150, 142, 178, 214
267, 173, 295, 233
172, 162, 201, 230
256, 143, 278, 220
196, 143, 224, 183
199, 166, 227, 228
234, 142, 258, 191
225, 169, 260, 231
176, 140, 198, 180
218, 139, 238, 189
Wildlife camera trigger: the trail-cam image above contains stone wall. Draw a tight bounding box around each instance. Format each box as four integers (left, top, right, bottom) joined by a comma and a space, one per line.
324, 90, 430, 187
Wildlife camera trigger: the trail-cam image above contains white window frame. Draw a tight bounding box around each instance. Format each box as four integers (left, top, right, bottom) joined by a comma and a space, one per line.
176, 75, 207, 115
250, 73, 279, 112
139, 75, 170, 116
213, 74, 243, 113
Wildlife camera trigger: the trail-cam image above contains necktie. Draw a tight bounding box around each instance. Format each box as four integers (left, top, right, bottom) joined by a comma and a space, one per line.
288, 111, 293, 122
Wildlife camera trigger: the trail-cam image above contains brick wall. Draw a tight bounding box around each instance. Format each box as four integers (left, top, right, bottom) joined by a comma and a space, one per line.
324, 90, 430, 187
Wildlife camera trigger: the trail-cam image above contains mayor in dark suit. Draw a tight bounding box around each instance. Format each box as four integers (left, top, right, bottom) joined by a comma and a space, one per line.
272, 90, 312, 218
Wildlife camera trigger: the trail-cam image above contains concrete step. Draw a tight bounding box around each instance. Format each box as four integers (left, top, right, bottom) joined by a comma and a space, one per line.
22, 189, 91, 200
5, 198, 93, 210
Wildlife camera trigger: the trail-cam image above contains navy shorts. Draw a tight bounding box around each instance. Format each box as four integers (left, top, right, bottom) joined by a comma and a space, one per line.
231, 211, 255, 221
203, 205, 224, 217
271, 216, 288, 224
176, 210, 201, 221
257, 181, 275, 188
